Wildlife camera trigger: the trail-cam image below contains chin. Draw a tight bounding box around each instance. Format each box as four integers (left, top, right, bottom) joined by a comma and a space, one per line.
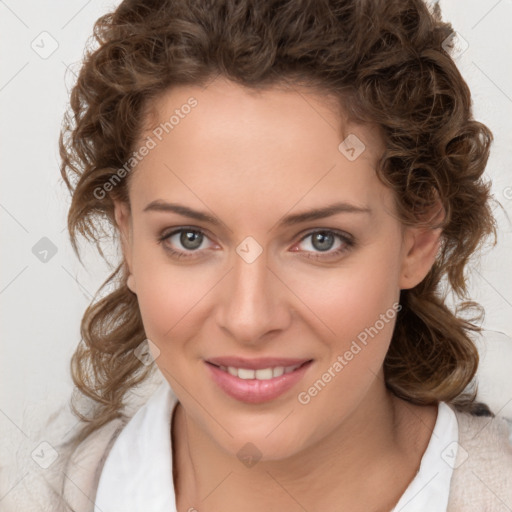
206, 412, 311, 462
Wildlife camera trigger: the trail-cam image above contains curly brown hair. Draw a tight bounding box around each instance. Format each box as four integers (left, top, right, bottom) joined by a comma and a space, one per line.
59, 0, 496, 446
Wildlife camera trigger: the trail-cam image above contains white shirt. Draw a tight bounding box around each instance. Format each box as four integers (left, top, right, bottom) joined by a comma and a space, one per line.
94, 379, 458, 512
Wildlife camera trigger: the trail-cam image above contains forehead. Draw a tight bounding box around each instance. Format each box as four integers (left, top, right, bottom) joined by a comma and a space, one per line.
129, 77, 390, 218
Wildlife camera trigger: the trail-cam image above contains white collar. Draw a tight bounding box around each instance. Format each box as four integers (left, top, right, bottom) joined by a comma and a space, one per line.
94, 379, 179, 512
391, 402, 458, 511
94, 381, 458, 512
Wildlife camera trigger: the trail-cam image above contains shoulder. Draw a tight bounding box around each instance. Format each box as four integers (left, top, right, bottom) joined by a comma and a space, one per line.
0, 410, 126, 512
1, 377, 167, 512
56, 380, 166, 510
59, 417, 127, 512
447, 407, 512, 511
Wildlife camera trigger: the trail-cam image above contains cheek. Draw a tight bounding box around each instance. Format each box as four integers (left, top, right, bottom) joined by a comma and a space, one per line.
279, 243, 403, 419
283, 244, 402, 349
288, 272, 401, 446
130, 245, 217, 351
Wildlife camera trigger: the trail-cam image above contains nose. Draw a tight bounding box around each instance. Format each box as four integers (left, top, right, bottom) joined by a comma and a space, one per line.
216, 248, 292, 346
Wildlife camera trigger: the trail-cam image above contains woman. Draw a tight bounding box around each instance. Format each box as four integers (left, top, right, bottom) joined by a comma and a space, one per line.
14, 0, 512, 510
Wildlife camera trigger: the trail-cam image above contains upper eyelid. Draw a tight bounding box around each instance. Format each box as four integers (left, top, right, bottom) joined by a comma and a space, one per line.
161, 226, 215, 241
297, 228, 353, 241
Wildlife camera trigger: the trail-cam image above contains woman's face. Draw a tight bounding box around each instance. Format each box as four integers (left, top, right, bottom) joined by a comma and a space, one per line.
114, 77, 439, 460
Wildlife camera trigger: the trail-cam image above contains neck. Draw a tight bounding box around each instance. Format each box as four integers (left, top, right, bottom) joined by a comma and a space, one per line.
172, 375, 437, 512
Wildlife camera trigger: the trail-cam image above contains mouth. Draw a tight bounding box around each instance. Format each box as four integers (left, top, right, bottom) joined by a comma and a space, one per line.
204, 357, 313, 404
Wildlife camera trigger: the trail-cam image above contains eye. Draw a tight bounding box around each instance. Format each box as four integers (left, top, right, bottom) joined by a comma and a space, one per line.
157, 227, 215, 259
292, 230, 354, 259
157, 227, 354, 261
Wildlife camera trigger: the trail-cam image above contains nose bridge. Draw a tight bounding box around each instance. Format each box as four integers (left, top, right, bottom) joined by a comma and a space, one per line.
218, 247, 288, 343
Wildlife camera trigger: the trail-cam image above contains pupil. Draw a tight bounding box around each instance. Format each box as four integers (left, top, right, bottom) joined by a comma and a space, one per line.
312, 232, 334, 251
180, 231, 202, 250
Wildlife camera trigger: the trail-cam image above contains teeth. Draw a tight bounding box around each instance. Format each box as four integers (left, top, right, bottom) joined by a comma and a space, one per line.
224, 364, 302, 380
272, 366, 284, 377
238, 368, 255, 379
255, 368, 273, 380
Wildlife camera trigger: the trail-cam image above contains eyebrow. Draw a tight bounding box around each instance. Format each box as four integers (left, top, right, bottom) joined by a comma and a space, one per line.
143, 200, 371, 227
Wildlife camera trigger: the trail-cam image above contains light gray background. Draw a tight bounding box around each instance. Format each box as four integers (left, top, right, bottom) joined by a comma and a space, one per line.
1, 0, 511, 476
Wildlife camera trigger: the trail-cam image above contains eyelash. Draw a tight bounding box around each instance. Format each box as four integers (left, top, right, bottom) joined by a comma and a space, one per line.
157, 227, 355, 261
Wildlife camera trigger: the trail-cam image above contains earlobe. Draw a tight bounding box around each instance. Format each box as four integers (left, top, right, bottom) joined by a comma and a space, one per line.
399, 226, 442, 290
127, 274, 137, 294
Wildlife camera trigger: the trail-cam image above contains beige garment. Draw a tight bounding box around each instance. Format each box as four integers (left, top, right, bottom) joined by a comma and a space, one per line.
3, 406, 511, 511
446, 411, 512, 511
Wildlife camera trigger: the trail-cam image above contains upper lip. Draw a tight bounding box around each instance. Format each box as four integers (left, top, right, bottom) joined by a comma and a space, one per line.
206, 356, 312, 370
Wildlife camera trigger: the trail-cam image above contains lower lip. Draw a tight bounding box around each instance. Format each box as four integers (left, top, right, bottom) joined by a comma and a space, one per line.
205, 361, 312, 404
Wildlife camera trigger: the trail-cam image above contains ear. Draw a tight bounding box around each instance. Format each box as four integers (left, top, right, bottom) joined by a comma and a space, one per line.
399, 225, 442, 290
113, 199, 137, 294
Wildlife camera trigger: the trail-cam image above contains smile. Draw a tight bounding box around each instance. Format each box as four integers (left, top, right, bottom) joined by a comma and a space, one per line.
205, 358, 313, 403
217, 364, 303, 380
